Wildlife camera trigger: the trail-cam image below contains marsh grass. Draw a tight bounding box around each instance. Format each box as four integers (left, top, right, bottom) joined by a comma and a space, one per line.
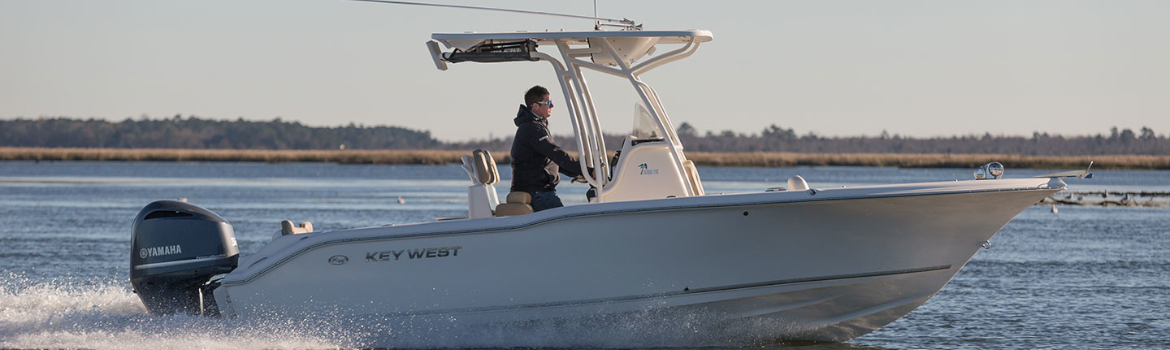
1, 147, 1166, 170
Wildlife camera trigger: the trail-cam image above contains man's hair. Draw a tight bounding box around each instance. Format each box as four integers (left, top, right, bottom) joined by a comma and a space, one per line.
524, 85, 550, 107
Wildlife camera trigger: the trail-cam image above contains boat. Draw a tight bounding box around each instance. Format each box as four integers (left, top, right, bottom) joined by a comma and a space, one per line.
128, 26, 1089, 344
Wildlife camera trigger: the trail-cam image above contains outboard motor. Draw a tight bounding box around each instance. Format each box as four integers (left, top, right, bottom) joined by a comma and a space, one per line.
130, 200, 238, 315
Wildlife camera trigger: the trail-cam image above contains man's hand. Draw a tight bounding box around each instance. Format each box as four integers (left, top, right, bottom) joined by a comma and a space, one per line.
572, 167, 597, 183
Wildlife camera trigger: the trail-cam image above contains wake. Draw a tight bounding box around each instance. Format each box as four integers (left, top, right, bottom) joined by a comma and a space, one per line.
1, 273, 801, 349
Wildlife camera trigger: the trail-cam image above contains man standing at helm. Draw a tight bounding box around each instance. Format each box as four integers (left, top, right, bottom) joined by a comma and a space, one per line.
510, 85, 586, 212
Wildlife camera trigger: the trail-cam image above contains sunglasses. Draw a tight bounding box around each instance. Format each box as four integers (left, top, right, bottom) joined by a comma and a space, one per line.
533, 100, 554, 107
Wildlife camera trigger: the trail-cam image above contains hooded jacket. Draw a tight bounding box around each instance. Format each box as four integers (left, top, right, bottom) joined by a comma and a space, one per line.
510, 105, 584, 193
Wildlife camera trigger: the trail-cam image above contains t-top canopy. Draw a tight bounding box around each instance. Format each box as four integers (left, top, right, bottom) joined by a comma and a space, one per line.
432, 29, 712, 51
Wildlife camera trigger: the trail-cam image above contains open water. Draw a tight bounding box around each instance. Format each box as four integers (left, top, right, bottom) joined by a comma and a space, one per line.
0, 161, 1166, 349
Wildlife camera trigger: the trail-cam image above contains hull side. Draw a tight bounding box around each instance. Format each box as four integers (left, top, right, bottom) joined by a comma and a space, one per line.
215, 183, 1057, 343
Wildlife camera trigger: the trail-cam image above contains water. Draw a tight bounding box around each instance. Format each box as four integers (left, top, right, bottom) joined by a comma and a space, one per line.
1, 162, 1167, 349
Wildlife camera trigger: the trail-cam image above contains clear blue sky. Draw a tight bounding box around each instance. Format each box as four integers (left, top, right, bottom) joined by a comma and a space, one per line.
3, 0, 1168, 141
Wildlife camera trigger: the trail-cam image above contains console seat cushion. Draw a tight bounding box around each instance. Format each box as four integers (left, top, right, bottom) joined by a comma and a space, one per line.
495, 191, 533, 216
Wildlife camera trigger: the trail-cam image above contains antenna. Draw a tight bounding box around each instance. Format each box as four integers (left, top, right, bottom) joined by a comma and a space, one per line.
348, 0, 640, 30
594, 0, 599, 30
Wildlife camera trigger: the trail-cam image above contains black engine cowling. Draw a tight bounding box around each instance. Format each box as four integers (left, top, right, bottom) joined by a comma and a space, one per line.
130, 200, 238, 315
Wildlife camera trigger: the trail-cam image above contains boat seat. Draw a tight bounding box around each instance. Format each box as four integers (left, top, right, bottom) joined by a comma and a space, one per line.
471, 149, 499, 185
495, 191, 534, 216
463, 149, 501, 219
281, 220, 313, 235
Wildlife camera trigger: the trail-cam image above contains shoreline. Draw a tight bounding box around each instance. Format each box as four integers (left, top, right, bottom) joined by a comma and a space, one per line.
2, 147, 1167, 170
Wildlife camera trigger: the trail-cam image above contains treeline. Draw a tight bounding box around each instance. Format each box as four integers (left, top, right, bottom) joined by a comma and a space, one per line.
0, 116, 440, 150
672, 123, 1170, 156
2, 116, 1167, 156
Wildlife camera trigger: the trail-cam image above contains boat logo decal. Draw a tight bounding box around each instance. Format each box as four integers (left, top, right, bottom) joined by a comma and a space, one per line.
139, 245, 182, 259
328, 255, 349, 265
366, 246, 462, 263
638, 163, 659, 175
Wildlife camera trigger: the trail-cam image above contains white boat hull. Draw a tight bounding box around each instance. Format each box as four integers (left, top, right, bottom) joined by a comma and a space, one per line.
213, 178, 1062, 343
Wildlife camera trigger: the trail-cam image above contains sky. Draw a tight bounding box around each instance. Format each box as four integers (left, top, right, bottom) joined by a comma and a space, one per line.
2, 0, 1168, 142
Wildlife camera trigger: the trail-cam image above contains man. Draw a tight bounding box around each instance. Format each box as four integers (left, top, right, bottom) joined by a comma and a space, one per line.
510, 85, 586, 212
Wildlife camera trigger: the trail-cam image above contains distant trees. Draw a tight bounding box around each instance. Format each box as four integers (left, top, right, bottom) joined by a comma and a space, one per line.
663, 124, 1168, 156
0, 115, 440, 150
1, 115, 1166, 155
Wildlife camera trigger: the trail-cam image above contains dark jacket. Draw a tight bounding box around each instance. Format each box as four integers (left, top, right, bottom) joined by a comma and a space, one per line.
510, 105, 584, 193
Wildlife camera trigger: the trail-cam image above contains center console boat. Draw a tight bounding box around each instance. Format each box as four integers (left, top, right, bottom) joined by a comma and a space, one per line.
128, 27, 1086, 343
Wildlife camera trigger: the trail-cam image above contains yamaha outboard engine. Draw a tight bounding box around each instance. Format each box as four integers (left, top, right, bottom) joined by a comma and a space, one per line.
130, 200, 238, 315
